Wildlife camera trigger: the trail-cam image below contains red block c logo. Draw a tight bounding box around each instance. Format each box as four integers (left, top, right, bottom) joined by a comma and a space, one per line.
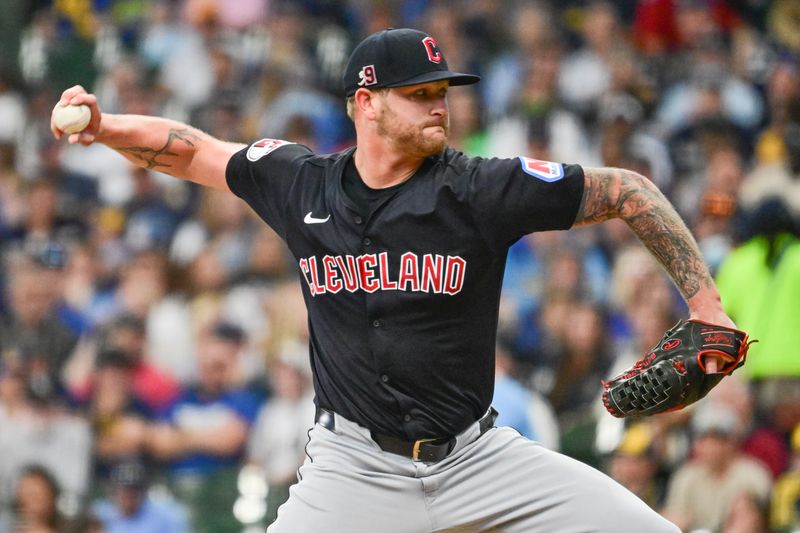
422, 37, 442, 63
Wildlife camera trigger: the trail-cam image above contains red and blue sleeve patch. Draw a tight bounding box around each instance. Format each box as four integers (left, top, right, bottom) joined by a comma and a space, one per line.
518, 157, 565, 182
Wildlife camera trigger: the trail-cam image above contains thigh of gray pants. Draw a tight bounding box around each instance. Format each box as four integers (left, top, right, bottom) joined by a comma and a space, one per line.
268, 416, 680, 533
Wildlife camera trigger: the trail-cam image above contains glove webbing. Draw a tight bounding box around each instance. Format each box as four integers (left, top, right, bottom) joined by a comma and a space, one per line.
614, 363, 680, 413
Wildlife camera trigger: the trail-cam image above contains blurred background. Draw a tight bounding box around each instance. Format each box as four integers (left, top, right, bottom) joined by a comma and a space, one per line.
0, 0, 798, 532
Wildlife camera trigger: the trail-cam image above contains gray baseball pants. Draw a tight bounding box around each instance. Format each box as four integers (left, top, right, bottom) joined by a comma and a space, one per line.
267, 409, 679, 532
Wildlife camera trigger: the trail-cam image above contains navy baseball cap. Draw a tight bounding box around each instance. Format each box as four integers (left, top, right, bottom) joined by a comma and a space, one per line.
110, 459, 148, 489
343, 28, 480, 97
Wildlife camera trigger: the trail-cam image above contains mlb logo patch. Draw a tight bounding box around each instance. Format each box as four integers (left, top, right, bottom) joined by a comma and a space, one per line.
519, 157, 564, 182
247, 138, 295, 161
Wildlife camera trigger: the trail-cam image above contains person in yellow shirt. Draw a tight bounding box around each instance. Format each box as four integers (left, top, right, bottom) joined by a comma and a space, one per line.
771, 424, 800, 531
716, 198, 800, 378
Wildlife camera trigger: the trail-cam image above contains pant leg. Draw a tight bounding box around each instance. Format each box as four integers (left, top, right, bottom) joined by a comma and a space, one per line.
267, 419, 433, 533
425, 427, 679, 533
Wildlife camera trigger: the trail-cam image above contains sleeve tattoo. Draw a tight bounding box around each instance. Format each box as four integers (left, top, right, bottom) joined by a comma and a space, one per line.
573, 167, 714, 300
117, 128, 201, 171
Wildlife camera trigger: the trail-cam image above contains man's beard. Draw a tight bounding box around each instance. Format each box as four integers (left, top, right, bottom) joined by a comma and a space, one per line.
376, 105, 449, 158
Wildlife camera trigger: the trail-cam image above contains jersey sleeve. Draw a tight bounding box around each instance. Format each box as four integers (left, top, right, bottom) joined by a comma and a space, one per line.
225, 139, 314, 239
466, 156, 585, 248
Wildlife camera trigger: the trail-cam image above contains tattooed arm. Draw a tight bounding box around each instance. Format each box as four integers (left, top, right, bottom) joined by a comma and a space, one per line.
51, 85, 244, 191
574, 167, 735, 338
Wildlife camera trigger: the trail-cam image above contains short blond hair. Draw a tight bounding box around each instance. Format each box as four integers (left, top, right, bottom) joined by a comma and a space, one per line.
345, 88, 388, 121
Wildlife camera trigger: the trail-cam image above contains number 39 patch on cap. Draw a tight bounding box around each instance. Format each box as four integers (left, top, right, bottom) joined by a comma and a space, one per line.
247, 138, 295, 162
518, 157, 564, 182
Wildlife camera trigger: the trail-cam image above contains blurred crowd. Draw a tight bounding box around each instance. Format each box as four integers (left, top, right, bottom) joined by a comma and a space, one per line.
0, 0, 799, 532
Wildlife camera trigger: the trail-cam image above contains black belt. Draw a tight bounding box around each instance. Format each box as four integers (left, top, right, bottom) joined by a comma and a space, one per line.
315, 407, 498, 462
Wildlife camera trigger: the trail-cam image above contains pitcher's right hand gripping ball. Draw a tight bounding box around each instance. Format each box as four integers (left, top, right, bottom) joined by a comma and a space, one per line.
602, 319, 753, 418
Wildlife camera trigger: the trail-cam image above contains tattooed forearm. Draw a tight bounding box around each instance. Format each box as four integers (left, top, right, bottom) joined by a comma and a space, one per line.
116, 128, 201, 171
575, 167, 714, 300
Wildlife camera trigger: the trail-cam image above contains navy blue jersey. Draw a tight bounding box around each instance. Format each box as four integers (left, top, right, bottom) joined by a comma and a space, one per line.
226, 140, 584, 440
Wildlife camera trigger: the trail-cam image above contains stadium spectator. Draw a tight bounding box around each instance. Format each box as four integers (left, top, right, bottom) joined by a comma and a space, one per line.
753, 58, 800, 167
767, 0, 800, 55
170, 186, 254, 278
82, 347, 154, 486
721, 491, 769, 533
771, 423, 800, 532
88, 248, 170, 328
547, 301, 611, 425
5, 177, 86, 254
6, 465, 68, 533
65, 313, 179, 413
145, 321, 261, 533
92, 459, 189, 533
594, 92, 673, 192
606, 423, 667, 510
557, 0, 622, 116
689, 145, 745, 272
705, 374, 790, 480
492, 340, 559, 449
483, 2, 561, 119
740, 120, 800, 222
717, 199, 800, 380
0, 252, 77, 399
123, 167, 183, 251
0, 358, 92, 525
545, 300, 612, 465
661, 402, 772, 531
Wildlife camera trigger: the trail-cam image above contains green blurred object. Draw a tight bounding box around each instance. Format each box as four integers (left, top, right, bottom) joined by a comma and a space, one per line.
171, 467, 241, 533
0, 0, 33, 80
265, 483, 291, 526
47, 36, 97, 93
559, 417, 601, 470
717, 233, 800, 379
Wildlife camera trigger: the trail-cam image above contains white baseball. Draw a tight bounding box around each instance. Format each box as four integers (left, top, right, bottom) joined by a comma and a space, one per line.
53, 104, 92, 134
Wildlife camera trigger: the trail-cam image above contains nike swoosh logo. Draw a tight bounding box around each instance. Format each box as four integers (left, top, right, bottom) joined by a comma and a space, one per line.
304, 212, 331, 224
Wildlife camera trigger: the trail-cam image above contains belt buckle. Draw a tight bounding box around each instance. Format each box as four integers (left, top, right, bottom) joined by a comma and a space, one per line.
411, 438, 438, 461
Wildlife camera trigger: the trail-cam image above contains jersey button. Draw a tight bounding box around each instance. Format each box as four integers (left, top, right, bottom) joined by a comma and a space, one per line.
372, 319, 381, 328
381, 374, 389, 383
363, 237, 371, 246
403, 414, 412, 422
354, 216, 363, 224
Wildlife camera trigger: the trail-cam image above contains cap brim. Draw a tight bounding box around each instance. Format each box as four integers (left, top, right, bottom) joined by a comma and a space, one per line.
385, 70, 480, 88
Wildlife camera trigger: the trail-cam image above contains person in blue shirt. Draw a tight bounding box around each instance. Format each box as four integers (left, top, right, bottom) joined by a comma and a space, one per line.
92, 459, 189, 533
492, 341, 561, 450
146, 321, 262, 533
